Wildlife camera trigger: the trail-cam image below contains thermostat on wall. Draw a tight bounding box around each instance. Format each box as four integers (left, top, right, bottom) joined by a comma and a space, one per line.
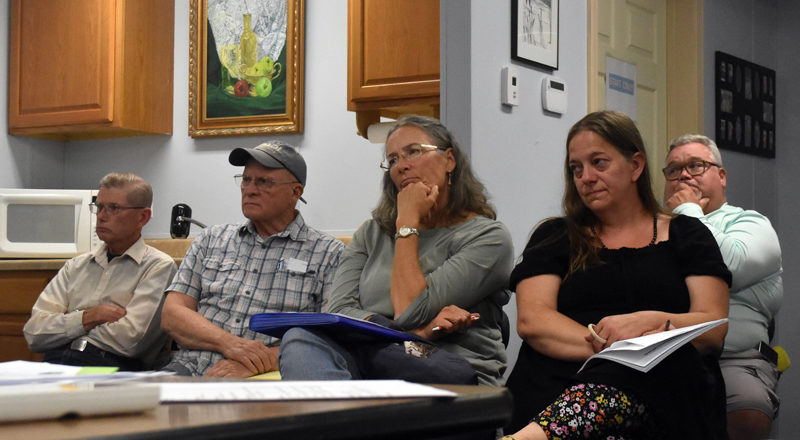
541, 76, 567, 114
501, 66, 520, 106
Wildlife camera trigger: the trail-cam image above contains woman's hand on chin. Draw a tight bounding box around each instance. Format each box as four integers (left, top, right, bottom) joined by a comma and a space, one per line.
397, 181, 438, 227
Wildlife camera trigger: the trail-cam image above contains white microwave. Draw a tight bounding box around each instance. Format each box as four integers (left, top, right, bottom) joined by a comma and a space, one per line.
0, 189, 101, 258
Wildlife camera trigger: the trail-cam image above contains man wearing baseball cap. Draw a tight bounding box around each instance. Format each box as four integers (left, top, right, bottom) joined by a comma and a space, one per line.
162, 142, 344, 377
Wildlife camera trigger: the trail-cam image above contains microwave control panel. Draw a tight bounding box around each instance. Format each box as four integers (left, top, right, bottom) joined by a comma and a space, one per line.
90, 190, 102, 251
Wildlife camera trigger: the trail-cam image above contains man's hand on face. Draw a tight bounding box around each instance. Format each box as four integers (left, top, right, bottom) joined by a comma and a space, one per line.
665, 183, 709, 212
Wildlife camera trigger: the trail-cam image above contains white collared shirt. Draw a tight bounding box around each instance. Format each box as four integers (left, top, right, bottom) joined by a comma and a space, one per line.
23, 237, 177, 367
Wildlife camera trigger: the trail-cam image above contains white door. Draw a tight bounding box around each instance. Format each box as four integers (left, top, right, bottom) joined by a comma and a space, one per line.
589, 0, 668, 197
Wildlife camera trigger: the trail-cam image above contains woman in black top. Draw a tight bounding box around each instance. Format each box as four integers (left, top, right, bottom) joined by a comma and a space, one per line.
503, 111, 731, 440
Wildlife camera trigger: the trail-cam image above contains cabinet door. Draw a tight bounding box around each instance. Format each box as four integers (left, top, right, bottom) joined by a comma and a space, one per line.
0, 270, 57, 362
347, 0, 440, 111
8, 0, 115, 129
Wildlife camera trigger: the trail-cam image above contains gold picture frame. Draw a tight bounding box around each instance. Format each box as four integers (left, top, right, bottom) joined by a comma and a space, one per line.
189, 0, 304, 138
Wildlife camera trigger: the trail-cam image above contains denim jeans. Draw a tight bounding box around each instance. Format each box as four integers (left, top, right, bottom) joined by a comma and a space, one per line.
279, 326, 478, 384
278, 327, 363, 380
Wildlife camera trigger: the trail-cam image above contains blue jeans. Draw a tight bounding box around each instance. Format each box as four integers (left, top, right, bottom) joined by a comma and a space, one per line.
279, 327, 363, 380
279, 327, 478, 384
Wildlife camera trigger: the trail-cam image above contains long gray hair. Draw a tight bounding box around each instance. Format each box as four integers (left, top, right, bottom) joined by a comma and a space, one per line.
371, 115, 496, 235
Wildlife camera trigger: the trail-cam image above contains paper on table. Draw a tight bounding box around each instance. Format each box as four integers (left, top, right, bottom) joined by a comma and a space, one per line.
159, 380, 457, 402
0, 360, 172, 386
0, 360, 83, 378
578, 318, 728, 373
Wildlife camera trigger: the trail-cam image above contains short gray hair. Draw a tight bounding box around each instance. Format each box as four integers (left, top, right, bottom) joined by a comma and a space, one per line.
99, 172, 153, 207
666, 134, 723, 166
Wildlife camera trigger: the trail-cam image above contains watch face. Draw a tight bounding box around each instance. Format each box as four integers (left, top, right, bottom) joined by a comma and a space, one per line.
396, 226, 418, 238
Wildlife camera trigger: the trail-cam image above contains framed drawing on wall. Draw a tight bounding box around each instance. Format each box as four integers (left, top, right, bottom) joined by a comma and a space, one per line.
714, 51, 775, 158
511, 0, 559, 70
189, 0, 304, 138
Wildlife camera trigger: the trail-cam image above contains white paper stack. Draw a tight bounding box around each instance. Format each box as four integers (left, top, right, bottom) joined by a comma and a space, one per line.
578, 318, 728, 373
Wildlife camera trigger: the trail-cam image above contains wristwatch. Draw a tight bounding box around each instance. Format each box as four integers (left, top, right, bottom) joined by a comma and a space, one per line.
395, 226, 419, 239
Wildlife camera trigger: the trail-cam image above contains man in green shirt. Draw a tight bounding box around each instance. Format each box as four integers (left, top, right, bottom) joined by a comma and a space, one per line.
663, 134, 783, 440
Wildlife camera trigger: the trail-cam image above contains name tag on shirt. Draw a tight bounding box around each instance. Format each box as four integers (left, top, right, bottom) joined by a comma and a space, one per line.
281, 258, 308, 274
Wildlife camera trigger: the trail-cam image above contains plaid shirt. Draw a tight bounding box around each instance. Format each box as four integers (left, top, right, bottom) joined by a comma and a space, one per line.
166, 212, 344, 375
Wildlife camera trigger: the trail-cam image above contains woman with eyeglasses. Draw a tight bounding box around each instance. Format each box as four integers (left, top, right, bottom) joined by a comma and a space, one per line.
502, 111, 731, 440
278, 115, 513, 390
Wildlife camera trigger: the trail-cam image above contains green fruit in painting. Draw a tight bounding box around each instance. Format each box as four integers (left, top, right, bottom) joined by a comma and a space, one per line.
256, 57, 274, 75
255, 77, 272, 97
249, 64, 265, 77
234, 80, 249, 97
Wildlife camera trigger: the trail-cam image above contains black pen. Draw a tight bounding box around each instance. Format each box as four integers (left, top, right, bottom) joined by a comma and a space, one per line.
664, 319, 671, 331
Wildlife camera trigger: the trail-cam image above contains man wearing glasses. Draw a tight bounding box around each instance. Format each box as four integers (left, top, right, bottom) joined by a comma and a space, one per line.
663, 134, 783, 440
161, 142, 344, 378
24, 172, 177, 371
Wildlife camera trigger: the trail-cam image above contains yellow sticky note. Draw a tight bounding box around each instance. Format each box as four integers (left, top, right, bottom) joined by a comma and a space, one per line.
248, 371, 281, 380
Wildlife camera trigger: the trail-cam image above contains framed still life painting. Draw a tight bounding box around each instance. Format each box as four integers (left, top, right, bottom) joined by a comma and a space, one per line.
189, 0, 304, 137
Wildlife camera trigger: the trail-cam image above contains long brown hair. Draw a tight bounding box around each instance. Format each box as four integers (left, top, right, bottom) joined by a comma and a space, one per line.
371, 115, 496, 235
559, 110, 662, 276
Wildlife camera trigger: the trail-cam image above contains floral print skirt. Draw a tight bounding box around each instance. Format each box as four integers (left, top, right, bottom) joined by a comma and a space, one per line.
533, 382, 661, 440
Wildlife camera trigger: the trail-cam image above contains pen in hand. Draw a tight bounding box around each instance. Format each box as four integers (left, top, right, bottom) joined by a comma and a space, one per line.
664, 319, 671, 331
432, 314, 479, 332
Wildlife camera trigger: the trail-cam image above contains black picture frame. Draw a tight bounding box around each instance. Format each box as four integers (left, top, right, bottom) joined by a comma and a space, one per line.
714, 51, 776, 158
511, 0, 559, 70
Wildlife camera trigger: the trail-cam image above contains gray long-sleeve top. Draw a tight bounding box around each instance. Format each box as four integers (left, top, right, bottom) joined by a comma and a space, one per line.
324, 216, 513, 385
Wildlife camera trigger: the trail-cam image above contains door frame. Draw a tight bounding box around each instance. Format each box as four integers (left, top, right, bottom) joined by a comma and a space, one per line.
587, 0, 704, 137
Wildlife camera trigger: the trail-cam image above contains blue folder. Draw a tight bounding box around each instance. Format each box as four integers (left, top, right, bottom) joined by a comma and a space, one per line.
249, 312, 426, 343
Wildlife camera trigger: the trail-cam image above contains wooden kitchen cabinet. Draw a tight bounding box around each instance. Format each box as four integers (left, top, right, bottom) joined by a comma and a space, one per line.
8, 0, 174, 141
347, 0, 440, 138
0, 268, 58, 362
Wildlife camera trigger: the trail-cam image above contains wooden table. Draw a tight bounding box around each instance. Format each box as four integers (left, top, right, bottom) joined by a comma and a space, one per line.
0, 383, 511, 440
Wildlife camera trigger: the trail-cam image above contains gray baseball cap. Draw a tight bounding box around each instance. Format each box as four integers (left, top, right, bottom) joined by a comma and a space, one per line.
229, 142, 307, 203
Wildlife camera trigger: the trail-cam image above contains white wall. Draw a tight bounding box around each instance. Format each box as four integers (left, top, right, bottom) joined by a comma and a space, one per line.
60, 0, 383, 238
441, 0, 588, 377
